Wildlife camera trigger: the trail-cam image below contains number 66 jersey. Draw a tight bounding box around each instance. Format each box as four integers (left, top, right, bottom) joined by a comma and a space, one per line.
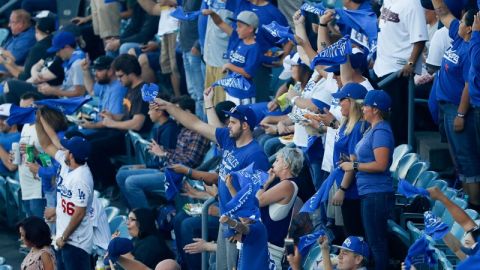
55, 150, 94, 254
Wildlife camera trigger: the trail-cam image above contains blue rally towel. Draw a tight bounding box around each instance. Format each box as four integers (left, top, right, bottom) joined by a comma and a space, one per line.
141, 83, 159, 103
229, 163, 269, 191
310, 35, 352, 69
164, 167, 184, 201
300, 3, 377, 50
404, 236, 436, 269
36, 96, 93, 115
6, 105, 36, 126
423, 211, 450, 240
105, 237, 134, 265
397, 179, 429, 198
212, 72, 252, 92
298, 229, 325, 257
261, 21, 296, 45
300, 188, 323, 213
170, 6, 202, 21
458, 254, 480, 270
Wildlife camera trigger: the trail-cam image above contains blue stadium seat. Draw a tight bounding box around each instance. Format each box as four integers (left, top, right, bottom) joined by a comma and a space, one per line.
414, 171, 439, 188
0, 265, 12, 270
393, 153, 419, 183
109, 215, 126, 235
404, 161, 429, 184
117, 221, 131, 239
0, 257, 4, 265
390, 144, 412, 174
440, 197, 468, 227
6, 177, 24, 227
104, 206, 120, 223
427, 179, 448, 191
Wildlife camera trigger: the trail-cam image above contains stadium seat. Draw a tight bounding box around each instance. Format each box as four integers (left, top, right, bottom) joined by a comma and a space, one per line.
448, 209, 479, 240
109, 215, 127, 235
0, 265, 12, 270
393, 153, 419, 183
6, 177, 24, 227
427, 179, 448, 191
404, 161, 429, 184
104, 206, 120, 223
0, 257, 4, 265
440, 197, 468, 227
0, 29, 9, 46
434, 248, 454, 270
414, 171, 439, 188
116, 221, 131, 239
390, 144, 412, 174
0, 177, 7, 224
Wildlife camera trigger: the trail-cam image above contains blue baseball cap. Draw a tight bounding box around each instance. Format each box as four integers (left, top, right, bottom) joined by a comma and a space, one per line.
104, 237, 134, 265
223, 105, 257, 130
60, 136, 91, 162
47, 31, 76, 53
363, 90, 392, 112
333, 236, 370, 259
332, 83, 368, 100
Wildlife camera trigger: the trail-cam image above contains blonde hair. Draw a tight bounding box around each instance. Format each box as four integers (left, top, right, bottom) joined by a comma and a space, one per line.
340, 98, 363, 136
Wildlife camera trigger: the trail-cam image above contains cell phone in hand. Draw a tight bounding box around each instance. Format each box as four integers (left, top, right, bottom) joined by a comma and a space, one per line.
340, 153, 351, 162
285, 238, 295, 255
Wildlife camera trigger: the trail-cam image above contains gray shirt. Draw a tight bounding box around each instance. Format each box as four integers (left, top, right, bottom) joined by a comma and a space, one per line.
62, 60, 84, 91
203, 1, 232, 67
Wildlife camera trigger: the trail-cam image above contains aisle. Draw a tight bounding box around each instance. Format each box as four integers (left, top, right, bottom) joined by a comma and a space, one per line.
0, 225, 23, 269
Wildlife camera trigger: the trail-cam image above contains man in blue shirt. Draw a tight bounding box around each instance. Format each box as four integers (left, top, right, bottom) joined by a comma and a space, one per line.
79, 55, 127, 135
0, 104, 20, 175
0, 9, 36, 76
153, 97, 270, 270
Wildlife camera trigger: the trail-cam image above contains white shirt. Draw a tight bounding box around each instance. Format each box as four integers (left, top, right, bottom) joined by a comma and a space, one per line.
62, 60, 84, 92
157, 7, 179, 36
55, 150, 94, 254
89, 197, 111, 251
373, 0, 428, 77
426, 27, 452, 67
18, 124, 43, 200
293, 72, 338, 147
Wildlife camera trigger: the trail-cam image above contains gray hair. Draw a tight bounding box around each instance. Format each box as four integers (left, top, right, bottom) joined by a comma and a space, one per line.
277, 147, 304, 177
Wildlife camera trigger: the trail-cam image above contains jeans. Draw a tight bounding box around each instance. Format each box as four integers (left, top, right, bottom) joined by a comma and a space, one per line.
182, 51, 205, 120
361, 192, 394, 270
173, 212, 219, 270
115, 165, 165, 209
22, 198, 46, 218
474, 107, 480, 157
440, 103, 480, 182
57, 244, 91, 270
341, 199, 364, 237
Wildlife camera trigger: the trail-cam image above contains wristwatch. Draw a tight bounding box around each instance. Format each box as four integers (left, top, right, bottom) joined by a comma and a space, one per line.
457, 112, 465, 118
353, 162, 359, 172
339, 185, 347, 192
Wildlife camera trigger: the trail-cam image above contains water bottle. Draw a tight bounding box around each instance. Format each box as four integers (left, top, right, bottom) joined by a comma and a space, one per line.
95, 257, 105, 270
11, 142, 20, 165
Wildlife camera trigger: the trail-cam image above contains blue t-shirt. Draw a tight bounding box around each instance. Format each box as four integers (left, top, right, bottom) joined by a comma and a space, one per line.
355, 121, 394, 196
0, 132, 20, 173
93, 79, 127, 121
154, 119, 179, 150
227, 31, 261, 98
434, 20, 470, 105
333, 121, 367, 199
4, 27, 36, 65
238, 221, 270, 270
216, 128, 270, 213
469, 31, 480, 106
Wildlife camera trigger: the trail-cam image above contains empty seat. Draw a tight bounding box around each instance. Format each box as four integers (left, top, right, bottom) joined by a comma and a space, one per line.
404, 161, 429, 184
109, 215, 126, 235
104, 206, 120, 223
390, 144, 412, 174
393, 153, 419, 182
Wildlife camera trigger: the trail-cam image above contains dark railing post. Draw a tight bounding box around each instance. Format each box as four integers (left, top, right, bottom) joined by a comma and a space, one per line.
201, 197, 216, 270
408, 76, 415, 147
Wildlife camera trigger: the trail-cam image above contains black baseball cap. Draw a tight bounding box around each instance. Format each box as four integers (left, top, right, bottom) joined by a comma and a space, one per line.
93, 56, 114, 70
35, 16, 56, 35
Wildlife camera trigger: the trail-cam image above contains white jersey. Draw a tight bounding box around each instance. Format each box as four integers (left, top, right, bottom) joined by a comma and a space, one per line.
55, 150, 94, 254
157, 7, 179, 36
18, 123, 43, 200
426, 27, 452, 67
89, 197, 111, 251
373, 0, 428, 77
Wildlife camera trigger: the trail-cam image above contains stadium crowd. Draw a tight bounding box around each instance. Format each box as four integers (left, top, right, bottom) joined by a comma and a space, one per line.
1, 0, 480, 269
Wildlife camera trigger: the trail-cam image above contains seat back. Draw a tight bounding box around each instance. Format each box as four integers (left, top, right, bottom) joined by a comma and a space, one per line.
405, 161, 429, 184
104, 206, 120, 223
390, 144, 412, 173
6, 177, 24, 227
427, 179, 448, 191
414, 171, 439, 188
441, 197, 468, 227
0, 176, 6, 223
0, 265, 13, 270
109, 215, 127, 234
393, 153, 419, 181
0, 29, 9, 46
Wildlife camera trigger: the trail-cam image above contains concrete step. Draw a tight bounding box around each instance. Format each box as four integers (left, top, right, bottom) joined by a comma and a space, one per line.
415, 131, 454, 175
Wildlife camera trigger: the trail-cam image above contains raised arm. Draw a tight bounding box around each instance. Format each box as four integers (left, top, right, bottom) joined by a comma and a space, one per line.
35, 113, 59, 158
137, 0, 163, 16
153, 98, 217, 143
202, 9, 233, 36
432, 0, 456, 29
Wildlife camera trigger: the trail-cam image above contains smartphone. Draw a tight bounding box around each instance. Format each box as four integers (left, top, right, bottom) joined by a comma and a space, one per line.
340, 153, 350, 162
285, 238, 295, 255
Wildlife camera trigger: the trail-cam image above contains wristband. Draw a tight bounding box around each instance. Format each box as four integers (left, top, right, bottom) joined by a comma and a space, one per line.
187, 168, 193, 178
319, 23, 328, 27
339, 186, 347, 192
205, 106, 214, 110
457, 112, 465, 118
353, 162, 359, 172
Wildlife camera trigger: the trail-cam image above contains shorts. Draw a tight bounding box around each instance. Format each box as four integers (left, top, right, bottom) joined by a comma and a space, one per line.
205, 64, 226, 105
134, 47, 161, 71
160, 32, 179, 75
91, 0, 120, 38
